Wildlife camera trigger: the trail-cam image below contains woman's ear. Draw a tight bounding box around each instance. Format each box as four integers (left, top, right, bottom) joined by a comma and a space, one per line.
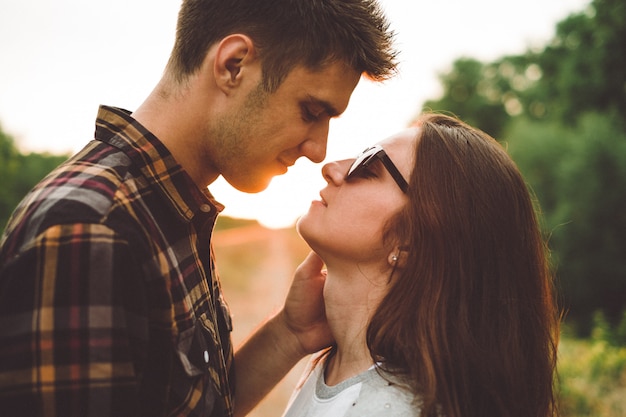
212, 34, 258, 92
388, 246, 409, 269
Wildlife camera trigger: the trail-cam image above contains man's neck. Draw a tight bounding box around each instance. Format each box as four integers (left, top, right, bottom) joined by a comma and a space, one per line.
132, 78, 220, 188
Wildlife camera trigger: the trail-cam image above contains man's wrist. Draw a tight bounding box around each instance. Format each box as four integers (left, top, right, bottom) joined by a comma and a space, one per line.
266, 310, 309, 363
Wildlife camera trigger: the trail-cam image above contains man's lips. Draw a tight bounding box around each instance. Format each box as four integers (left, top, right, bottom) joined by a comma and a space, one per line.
318, 192, 328, 206
278, 157, 296, 168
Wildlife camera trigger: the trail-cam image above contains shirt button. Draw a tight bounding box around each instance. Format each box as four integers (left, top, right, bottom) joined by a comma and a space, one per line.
204, 350, 210, 364
200, 204, 211, 213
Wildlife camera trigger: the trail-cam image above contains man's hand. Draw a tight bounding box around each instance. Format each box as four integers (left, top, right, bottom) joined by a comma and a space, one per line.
280, 251, 333, 355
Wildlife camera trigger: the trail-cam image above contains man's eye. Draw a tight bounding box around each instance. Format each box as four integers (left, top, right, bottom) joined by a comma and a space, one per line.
302, 106, 321, 122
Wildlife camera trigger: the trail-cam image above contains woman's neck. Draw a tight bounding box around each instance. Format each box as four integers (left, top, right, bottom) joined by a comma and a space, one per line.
324, 343, 374, 386
322, 264, 388, 386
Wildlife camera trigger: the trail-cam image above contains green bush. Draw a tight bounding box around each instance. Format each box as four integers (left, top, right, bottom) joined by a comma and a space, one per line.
506, 113, 626, 335
0, 127, 68, 231
558, 312, 626, 416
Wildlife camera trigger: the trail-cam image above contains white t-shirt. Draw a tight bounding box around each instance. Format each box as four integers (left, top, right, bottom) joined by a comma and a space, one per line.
282, 358, 420, 417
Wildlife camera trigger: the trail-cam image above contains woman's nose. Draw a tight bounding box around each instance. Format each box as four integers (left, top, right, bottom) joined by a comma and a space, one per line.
322, 159, 352, 186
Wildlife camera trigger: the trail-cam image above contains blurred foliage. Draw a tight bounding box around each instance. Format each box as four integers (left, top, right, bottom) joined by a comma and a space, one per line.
422, 58, 511, 138
507, 114, 626, 334
0, 126, 68, 231
215, 216, 259, 231
423, 0, 626, 133
422, 0, 626, 336
558, 312, 626, 416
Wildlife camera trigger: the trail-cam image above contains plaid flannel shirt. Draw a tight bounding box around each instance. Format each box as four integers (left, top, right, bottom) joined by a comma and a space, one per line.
0, 106, 234, 416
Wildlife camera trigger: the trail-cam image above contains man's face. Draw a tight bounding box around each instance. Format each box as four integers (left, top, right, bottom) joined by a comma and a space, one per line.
212, 61, 361, 193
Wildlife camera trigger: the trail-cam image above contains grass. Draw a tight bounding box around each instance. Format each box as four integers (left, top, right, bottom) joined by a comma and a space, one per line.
558, 313, 626, 416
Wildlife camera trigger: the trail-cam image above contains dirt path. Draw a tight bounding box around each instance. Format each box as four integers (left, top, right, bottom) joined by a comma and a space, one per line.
213, 225, 311, 417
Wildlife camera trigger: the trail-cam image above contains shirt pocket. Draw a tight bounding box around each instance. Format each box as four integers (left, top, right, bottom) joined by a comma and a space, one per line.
176, 319, 215, 377
173, 314, 222, 413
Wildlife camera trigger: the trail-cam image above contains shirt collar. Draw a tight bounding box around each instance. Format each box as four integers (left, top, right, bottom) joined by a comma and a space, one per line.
94, 105, 224, 222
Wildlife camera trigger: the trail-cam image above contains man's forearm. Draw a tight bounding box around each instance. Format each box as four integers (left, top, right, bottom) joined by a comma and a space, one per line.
232, 312, 306, 417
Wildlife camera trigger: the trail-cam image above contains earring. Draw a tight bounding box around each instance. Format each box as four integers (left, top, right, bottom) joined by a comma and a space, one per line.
391, 254, 398, 262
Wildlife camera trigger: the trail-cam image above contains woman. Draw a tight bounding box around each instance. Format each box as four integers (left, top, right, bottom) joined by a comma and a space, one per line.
283, 113, 560, 417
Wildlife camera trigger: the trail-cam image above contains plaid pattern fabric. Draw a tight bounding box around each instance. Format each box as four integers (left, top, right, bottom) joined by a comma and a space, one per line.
0, 106, 234, 417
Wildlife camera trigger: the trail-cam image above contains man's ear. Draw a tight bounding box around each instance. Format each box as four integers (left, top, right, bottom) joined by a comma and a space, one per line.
213, 34, 257, 93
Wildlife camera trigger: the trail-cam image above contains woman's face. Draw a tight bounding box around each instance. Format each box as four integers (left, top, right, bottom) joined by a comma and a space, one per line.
297, 128, 417, 265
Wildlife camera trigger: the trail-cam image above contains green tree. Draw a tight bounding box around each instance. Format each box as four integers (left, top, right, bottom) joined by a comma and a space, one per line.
423, 0, 626, 133
0, 125, 68, 231
0, 127, 22, 228
526, 0, 626, 125
420, 0, 626, 334
422, 58, 511, 138
507, 113, 626, 335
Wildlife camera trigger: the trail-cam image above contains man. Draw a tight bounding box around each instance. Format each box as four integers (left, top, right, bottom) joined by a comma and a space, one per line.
0, 1, 397, 416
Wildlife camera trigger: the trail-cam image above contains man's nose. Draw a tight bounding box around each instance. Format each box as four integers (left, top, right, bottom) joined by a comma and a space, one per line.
301, 122, 330, 163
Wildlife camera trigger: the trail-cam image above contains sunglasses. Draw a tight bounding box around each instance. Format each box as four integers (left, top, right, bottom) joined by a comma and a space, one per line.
346, 145, 408, 193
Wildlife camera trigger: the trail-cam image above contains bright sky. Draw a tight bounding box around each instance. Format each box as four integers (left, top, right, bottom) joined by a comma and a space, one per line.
0, 0, 589, 228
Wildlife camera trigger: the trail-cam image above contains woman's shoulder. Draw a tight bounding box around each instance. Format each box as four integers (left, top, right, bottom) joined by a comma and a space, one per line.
345, 368, 421, 417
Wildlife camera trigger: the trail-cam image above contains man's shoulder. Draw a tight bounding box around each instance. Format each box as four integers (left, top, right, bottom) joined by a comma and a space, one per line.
31, 141, 136, 215
1, 140, 144, 250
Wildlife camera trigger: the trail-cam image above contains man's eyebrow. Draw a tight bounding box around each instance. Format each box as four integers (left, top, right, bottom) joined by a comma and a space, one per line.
305, 95, 340, 118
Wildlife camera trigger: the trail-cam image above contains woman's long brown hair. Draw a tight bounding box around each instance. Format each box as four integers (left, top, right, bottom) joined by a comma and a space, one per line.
369, 113, 560, 417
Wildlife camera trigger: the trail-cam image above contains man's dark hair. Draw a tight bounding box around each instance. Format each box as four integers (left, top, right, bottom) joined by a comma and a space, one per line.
167, 0, 397, 91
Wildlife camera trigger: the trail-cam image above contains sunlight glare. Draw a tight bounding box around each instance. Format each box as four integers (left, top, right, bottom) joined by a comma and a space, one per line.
211, 159, 327, 229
